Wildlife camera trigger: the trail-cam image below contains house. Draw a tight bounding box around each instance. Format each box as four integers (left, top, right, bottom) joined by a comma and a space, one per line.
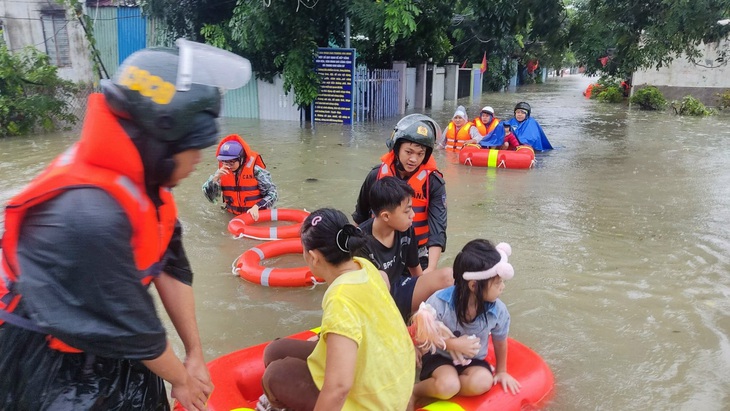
0, 0, 94, 83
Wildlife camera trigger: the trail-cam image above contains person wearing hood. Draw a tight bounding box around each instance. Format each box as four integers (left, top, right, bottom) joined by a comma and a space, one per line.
441, 106, 482, 152
505, 102, 553, 151
0, 41, 251, 410
353, 114, 447, 274
202, 134, 278, 220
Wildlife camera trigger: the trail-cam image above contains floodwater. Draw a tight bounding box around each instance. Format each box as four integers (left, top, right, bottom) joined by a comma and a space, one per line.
2, 74, 730, 410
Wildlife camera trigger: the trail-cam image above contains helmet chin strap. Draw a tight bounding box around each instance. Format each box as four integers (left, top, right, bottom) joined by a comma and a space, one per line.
392, 143, 407, 173
394, 156, 407, 173
120, 119, 175, 203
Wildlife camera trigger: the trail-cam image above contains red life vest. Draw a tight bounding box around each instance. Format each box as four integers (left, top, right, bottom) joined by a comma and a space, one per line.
444, 122, 475, 151
0, 93, 177, 352
216, 134, 265, 215
473, 117, 500, 137
376, 152, 438, 247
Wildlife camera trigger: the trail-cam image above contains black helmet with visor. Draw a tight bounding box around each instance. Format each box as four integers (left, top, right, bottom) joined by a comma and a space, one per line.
386, 114, 441, 163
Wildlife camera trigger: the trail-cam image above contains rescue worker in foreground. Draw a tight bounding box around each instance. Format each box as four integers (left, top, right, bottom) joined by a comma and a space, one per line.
353, 114, 447, 274
0, 40, 251, 410
202, 134, 278, 219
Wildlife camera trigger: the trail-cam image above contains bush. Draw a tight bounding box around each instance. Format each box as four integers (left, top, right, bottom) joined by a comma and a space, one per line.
0, 35, 78, 137
596, 85, 624, 103
717, 90, 730, 110
670, 95, 715, 116
630, 86, 667, 110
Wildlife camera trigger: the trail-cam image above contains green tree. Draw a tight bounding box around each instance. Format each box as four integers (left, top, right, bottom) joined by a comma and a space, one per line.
146, 0, 570, 104
570, 0, 730, 77
148, 0, 459, 106
350, 0, 453, 67
0, 37, 78, 137
447, 0, 568, 90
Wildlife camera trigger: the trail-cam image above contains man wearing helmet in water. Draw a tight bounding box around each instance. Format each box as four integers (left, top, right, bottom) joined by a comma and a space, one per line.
505, 101, 553, 151
0, 40, 251, 411
353, 114, 448, 274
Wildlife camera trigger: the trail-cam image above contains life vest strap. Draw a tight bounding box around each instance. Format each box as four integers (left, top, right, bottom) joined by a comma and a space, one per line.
0, 307, 45, 334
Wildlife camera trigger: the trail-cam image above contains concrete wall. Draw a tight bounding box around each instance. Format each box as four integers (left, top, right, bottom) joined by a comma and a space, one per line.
633, 39, 730, 105
444, 63, 459, 100
431, 66, 445, 109
405, 67, 416, 110
1, 0, 94, 83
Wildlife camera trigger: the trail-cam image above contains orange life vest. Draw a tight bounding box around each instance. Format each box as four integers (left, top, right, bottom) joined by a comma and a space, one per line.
444, 122, 475, 151
376, 152, 438, 247
473, 117, 499, 137
0, 93, 177, 352
216, 134, 265, 215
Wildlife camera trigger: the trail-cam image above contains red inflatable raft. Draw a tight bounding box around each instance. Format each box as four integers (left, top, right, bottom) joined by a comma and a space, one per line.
228, 208, 309, 240
459, 145, 535, 169
201, 329, 554, 411
233, 238, 323, 287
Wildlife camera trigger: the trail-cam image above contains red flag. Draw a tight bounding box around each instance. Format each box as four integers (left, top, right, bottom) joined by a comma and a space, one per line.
461, 59, 468, 68
480, 52, 487, 74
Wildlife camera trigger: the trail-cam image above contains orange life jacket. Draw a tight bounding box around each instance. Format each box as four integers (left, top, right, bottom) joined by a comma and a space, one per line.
0, 93, 177, 352
444, 122, 475, 151
376, 152, 438, 247
216, 134, 265, 215
473, 117, 500, 137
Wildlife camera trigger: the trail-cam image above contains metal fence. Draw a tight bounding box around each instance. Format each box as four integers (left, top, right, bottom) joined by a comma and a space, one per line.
352, 66, 400, 122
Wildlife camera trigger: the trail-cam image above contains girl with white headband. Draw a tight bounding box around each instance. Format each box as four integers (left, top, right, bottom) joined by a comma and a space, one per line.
413, 239, 521, 403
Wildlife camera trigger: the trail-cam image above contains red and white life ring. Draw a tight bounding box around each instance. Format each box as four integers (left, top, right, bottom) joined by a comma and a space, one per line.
233, 238, 324, 287
228, 208, 309, 240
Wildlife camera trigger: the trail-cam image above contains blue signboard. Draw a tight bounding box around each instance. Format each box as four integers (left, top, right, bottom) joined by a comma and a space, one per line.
314, 48, 355, 124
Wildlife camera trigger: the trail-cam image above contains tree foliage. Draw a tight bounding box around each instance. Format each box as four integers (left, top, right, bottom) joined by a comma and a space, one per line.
141, 0, 235, 43
570, 0, 730, 77
144, 0, 571, 105
0, 37, 78, 137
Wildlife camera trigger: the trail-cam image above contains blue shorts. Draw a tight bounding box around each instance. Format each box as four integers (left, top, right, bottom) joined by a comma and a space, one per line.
392, 275, 418, 322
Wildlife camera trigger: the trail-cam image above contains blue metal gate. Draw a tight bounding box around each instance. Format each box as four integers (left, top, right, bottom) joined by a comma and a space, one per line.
353, 66, 400, 122
117, 7, 146, 64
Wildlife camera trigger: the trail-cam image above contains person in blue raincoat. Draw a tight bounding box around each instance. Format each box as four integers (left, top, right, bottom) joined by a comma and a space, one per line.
478, 118, 506, 149
505, 102, 553, 151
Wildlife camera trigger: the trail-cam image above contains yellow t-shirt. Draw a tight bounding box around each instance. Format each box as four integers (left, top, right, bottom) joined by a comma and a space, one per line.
308, 257, 415, 410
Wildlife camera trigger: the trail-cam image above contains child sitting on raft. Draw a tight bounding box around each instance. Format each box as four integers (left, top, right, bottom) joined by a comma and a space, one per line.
356, 176, 453, 322
480, 123, 521, 151
413, 239, 521, 403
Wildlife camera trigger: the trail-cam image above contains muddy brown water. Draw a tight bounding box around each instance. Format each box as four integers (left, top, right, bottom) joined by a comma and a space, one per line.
2, 74, 729, 410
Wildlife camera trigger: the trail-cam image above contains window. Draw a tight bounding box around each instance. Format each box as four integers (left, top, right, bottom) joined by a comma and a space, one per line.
40, 11, 71, 67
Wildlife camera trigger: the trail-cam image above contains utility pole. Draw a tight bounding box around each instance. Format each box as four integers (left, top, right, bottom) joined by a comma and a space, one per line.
345, 17, 350, 48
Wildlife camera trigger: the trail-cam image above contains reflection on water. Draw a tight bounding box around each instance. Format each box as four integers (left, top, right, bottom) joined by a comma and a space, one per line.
2, 75, 730, 410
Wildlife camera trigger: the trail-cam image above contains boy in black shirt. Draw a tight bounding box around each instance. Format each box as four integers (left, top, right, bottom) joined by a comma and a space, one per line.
357, 177, 453, 322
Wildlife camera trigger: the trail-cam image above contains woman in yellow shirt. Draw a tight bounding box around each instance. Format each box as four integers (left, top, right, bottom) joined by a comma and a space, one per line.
259, 208, 415, 411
